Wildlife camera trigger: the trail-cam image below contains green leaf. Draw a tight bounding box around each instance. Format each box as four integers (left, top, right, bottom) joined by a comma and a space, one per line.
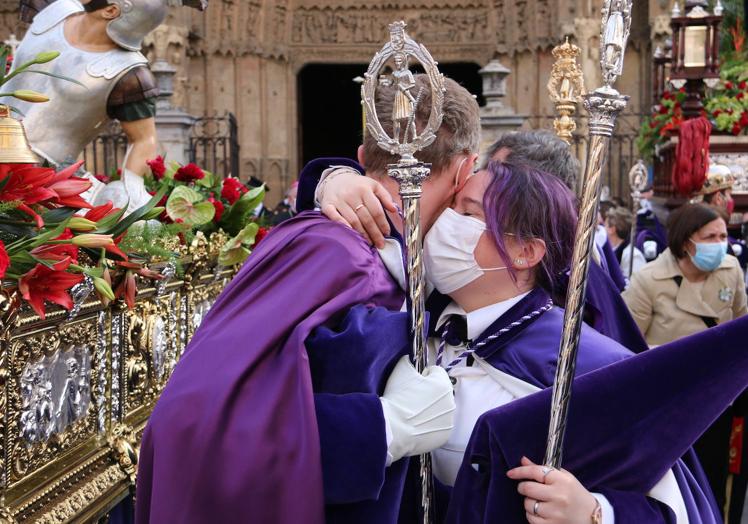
218, 185, 266, 236
103, 185, 169, 239
218, 222, 259, 266
166, 185, 215, 226
195, 170, 214, 188
0, 46, 9, 85
93, 206, 127, 232
7, 68, 86, 88
41, 207, 77, 224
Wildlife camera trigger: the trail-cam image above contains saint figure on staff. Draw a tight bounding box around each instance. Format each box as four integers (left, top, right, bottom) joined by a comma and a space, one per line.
391, 52, 417, 144
601, 0, 630, 85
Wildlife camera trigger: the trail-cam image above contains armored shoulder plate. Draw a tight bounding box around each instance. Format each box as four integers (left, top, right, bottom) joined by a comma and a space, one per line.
108, 65, 159, 107
19, 0, 56, 24
29, 0, 82, 35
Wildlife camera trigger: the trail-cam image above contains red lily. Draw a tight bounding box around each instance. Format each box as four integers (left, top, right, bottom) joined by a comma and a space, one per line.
45, 161, 92, 209
114, 270, 137, 309
30, 229, 78, 265
18, 261, 84, 319
84, 201, 120, 222
0, 164, 57, 227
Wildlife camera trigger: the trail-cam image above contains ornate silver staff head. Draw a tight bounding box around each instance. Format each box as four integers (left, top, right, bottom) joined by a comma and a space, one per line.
599, 0, 633, 92
362, 21, 446, 164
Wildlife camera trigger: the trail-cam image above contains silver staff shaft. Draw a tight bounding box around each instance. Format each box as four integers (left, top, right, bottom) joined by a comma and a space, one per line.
628, 193, 640, 278
395, 164, 434, 523
544, 90, 627, 468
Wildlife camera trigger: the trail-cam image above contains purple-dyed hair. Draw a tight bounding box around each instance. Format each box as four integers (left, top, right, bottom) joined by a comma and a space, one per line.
483, 162, 578, 292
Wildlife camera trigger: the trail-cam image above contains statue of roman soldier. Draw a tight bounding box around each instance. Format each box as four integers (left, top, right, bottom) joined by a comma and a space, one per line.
6, 0, 207, 213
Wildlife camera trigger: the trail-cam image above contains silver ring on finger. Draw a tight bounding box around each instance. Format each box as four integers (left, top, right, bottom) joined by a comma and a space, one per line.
354, 204, 365, 212
532, 500, 540, 516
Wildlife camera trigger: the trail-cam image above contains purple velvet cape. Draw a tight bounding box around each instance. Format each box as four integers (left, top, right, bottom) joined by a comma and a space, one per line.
135, 213, 403, 524
600, 239, 628, 292
447, 314, 748, 524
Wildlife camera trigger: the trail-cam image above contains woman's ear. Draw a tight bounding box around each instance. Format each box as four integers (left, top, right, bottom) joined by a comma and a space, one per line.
513, 238, 547, 270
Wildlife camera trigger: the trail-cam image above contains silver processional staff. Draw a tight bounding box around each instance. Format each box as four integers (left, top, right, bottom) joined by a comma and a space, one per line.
544, 0, 633, 468
362, 21, 446, 524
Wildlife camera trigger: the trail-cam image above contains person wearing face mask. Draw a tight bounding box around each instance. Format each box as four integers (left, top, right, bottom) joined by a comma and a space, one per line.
137, 75, 480, 524
623, 203, 748, 517
623, 203, 746, 347
411, 162, 722, 523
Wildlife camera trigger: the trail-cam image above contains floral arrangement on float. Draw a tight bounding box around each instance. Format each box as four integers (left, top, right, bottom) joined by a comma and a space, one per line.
0, 47, 171, 318
141, 155, 269, 267
637, 7, 748, 160
0, 161, 167, 319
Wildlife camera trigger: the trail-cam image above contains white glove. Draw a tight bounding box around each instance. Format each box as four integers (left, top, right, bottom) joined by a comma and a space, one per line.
380, 355, 455, 465
643, 240, 658, 261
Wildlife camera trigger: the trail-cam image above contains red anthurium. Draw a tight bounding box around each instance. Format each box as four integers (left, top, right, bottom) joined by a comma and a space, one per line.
0, 240, 9, 279
19, 262, 84, 319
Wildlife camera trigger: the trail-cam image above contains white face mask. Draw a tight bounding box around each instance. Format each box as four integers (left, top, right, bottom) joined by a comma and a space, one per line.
424, 208, 506, 294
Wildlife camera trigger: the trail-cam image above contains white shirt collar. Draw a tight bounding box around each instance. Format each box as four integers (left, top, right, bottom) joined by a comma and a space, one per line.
436, 291, 531, 341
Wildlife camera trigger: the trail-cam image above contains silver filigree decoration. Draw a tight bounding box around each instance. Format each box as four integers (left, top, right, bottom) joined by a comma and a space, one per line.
168, 292, 178, 362
20, 345, 91, 444
111, 314, 121, 423
151, 316, 168, 380
156, 261, 177, 296
67, 276, 95, 321
96, 311, 108, 433
179, 295, 188, 357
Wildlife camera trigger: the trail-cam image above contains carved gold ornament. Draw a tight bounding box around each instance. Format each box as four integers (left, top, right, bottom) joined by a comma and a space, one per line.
548, 37, 587, 144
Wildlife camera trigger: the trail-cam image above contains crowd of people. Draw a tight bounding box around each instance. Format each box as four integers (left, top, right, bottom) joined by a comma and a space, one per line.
134, 73, 748, 524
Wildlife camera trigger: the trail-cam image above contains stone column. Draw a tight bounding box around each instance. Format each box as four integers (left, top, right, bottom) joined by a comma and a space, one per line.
152, 58, 195, 165
144, 23, 195, 165
478, 59, 526, 154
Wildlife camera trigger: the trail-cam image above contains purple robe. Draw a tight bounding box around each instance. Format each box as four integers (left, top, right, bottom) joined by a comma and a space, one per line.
448, 314, 748, 523
135, 212, 403, 523
600, 238, 627, 292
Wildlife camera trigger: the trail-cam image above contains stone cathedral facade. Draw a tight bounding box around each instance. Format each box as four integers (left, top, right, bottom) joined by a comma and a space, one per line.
0, 0, 674, 203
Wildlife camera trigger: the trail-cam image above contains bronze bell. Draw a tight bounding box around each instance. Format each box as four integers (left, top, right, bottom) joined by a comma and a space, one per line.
0, 104, 39, 164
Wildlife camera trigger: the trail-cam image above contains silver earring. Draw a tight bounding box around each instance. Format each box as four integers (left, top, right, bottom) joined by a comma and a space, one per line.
515, 258, 525, 265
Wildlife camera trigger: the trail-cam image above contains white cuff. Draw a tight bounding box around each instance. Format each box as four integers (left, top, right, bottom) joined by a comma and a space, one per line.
592, 493, 615, 524
381, 398, 394, 467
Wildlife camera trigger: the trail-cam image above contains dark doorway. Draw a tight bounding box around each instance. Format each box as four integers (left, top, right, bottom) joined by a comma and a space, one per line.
297, 62, 484, 168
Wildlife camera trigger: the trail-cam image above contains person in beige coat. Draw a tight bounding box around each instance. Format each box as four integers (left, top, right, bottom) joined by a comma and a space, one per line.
623, 203, 747, 516
624, 203, 747, 347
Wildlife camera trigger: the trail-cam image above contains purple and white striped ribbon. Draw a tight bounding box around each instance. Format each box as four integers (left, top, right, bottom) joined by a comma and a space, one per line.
438, 299, 554, 373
